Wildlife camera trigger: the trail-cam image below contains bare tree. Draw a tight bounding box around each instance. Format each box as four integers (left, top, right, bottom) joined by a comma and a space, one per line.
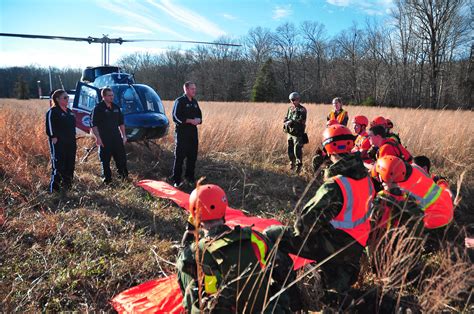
244, 27, 275, 66
403, 0, 468, 108
333, 23, 366, 103
301, 21, 328, 99
272, 22, 300, 92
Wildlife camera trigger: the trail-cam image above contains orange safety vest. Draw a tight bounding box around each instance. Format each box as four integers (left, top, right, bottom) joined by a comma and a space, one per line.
329, 110, 348, 125
377, 139, 413, 162
398, 165, 453, 229
330, 175, 375, 246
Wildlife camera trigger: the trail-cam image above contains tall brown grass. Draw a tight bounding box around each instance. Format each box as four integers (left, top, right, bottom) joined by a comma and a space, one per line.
1, 98, 473, 311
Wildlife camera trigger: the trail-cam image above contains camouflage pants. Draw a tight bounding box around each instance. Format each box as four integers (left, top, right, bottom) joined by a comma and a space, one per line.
264, 225, 363, 293
287, 134, 304, 166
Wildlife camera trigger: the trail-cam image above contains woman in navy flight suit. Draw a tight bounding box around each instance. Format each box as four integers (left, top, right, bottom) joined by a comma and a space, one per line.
45, 89, 77, 192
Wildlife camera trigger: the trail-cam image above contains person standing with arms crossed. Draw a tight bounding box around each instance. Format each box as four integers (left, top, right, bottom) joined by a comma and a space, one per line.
45, 89, 77, 193
91, 87, 128, 184
171, 81, 202, 188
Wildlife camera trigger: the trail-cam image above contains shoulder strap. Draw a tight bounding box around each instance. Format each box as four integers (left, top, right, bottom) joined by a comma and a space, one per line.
385, 140, 405, 160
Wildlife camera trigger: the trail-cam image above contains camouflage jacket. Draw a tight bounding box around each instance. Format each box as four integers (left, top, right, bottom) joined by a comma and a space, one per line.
284, 105, 307, 136
296, 154, 369, 239
176, 225, 273, 313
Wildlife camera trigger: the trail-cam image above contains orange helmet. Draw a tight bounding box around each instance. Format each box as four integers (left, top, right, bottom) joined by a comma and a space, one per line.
352, 115, 369, 127
375, 156, 407, 183
371, 116, 387, 128
386, 119, 394, 129
326, 119, 338, 127
189, 184, 228, 222
322, 124, 355, 154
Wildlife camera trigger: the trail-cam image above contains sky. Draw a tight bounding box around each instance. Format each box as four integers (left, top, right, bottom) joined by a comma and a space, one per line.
0, 0, 395, 68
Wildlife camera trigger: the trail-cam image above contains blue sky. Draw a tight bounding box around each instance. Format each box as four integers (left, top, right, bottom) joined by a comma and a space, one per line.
0, 0, 394, 68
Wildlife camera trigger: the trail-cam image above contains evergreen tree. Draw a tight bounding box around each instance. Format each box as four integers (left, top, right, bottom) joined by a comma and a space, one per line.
14, 76, 30, 99
251, 59, 277, 102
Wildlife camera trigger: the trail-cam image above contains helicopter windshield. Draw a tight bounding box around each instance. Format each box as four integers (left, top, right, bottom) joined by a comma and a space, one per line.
111, 85, 165, 114
134, 85, 165, 114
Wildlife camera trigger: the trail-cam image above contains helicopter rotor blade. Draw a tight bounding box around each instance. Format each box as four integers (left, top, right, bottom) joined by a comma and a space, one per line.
0, 32, 240, 47
0, 32, 101, 43
121, 39, 241, 47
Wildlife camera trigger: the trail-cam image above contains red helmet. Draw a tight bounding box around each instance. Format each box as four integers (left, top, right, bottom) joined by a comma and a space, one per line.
371, 116, 387, 128
386, 119, 394, 129
326, 119, 338, 127
352, 115, 369, 127
189, 184, 228, 222
322, 124, 355, 154
375, 156, 407, 183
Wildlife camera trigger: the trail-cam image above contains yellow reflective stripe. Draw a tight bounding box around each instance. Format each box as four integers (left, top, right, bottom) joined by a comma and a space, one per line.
251, 233, 267, 266
204, 275, 218, 294
422, 183, 443, 210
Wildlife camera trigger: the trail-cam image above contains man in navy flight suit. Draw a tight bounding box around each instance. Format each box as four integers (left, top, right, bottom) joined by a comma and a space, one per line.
171, 81, 202, 188
91, 87, 128, 184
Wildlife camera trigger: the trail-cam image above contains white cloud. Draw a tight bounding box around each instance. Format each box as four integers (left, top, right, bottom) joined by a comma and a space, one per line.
95, 1, 188, 40
326, 0, 394, 15
147, 0, 226, 38
327, 0, 350, 6
101, 26, 153, 35
222, 13, 237, 20
0, 48, 99, 68
273, 5, 293, 20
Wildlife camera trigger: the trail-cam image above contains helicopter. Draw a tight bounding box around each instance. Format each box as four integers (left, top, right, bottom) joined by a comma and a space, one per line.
0, 32, 240, 142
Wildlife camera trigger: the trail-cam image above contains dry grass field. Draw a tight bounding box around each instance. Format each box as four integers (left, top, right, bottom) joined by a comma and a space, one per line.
1, 98, 473, 311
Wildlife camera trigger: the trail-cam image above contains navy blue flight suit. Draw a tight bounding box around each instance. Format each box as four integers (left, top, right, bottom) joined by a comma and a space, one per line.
91, 101, 128, 183
171, 94, 202, 185
45, 106, 77, 192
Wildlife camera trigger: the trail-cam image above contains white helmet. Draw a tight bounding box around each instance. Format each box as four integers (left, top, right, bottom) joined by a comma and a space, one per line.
289, 92, 300, 100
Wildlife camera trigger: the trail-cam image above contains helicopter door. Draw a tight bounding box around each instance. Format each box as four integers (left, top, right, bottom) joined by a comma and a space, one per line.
73, 82, 101, 135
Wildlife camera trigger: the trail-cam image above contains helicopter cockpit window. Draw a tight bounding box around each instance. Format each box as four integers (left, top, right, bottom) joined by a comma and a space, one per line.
111, 85, 143, 114
134, 85, 165, 114
77, 85, 99, 111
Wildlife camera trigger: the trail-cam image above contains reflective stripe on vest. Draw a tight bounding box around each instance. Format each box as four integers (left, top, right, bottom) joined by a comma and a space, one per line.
355, 134, 368, 148
330, 110, 347, 124
401, 181, 442, 211
398, 165, 453, 229
205, 274, 218, 294
330, 176, 374, 229
250, 232, 268, 269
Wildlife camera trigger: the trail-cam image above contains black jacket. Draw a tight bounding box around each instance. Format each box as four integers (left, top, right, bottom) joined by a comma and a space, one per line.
90, 101, 124, 143
172, 94, 202, 132
45, 106, 76, 144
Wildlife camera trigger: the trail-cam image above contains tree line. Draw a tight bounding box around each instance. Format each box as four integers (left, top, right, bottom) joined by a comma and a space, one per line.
1, 0, 471, 109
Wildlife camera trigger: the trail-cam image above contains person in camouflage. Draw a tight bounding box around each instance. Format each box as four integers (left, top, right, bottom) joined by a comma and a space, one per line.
265, 125, 375, 293
283, 92, 307, 173
177, 184, 297, 313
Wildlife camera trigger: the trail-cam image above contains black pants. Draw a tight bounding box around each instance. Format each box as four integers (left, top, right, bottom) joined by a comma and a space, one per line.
99, 139, 128, 182
49, 139, 76, 192
172, 129, 198, 184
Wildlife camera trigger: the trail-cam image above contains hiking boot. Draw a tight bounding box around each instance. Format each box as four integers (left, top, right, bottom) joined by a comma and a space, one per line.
295, 164, 302, 174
